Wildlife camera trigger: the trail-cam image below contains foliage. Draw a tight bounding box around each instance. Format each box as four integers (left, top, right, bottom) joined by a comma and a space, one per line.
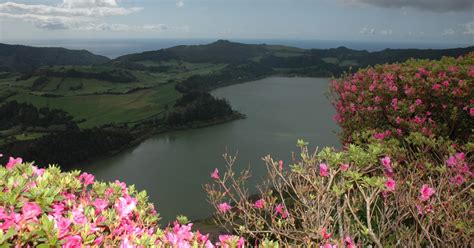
166, 92, 238, 126
330, 53, 474, 143
0, 159, 248, 247
205, 54, 473, 247
0, 101, 77, 130
205, 136, 473, 247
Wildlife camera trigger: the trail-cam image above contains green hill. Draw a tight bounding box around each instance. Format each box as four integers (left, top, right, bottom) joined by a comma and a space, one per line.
0, 43, 110, 72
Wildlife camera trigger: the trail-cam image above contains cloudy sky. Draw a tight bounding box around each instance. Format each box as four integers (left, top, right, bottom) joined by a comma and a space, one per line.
0, 0, 472, 44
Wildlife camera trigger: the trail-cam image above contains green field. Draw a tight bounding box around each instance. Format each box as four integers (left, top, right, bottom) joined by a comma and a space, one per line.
7, 83, 180, 128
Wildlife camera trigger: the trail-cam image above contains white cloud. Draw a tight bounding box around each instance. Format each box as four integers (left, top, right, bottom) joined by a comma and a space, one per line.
380, 29, 393, 35
461, 22, 474, 35
442, 28, 455, 36
176, 0, 184, 8
340, 0, 473, 13
0, 1, 164, 32
359, 27, 375, 35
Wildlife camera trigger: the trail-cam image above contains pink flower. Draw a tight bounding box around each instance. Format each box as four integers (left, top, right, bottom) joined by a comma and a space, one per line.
319, 163, 329, 177
419, 184, 435, 201
62, 235, 82, 248
211, 168, 219, 180
218, 202, 231, 213
340, 163, 349, 171
254, 199, 265, 209
345, 236, 357, 248
22, 202, 41, 220
120, 237, 136, 248
274, 203, 288, 218
93, 198, 109, 213
470, 107, 474, 117
55, 217, 72, 238
278, 160, 284, 171
415, 99, 423, 106
6, 157, 22, 170
385, 177, 396, 192
320, 227, 331, 239
79, 172, 94, 186
381, 156, 393, 176
450, 174, 464, 186
114, 196, 137, 218
320, 244, 337, 248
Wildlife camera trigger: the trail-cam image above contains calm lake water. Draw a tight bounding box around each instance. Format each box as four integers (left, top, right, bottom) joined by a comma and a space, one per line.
82, 77, 339, 224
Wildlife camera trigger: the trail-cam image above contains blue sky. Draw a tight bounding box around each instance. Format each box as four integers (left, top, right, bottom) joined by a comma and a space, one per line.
0, 0, 472, 44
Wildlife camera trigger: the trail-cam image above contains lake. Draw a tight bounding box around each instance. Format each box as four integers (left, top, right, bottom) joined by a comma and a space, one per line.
82, 77, 339, 224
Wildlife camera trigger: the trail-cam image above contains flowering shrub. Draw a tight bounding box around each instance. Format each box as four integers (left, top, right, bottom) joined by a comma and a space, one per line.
330, 53, 474, 143
206, 54, 473, 247
205, 136, 473, 247
0, 157, 247, 247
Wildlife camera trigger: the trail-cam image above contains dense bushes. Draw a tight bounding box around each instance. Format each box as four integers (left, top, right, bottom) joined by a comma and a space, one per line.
0, 101, 77, 130
0, 159, 246, 247
330, 53, 474, 143
166, 92, 239, 126
205, 54, 473, 247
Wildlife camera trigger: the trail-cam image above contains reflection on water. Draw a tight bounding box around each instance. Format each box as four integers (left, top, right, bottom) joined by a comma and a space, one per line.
82, 77, 339, 224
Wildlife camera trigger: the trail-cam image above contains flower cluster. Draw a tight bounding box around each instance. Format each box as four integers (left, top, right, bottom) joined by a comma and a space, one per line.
0, 157, 244, 247
330, 53, 474, 143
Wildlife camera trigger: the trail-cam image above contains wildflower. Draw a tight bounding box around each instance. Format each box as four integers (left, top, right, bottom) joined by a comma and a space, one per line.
254, 199, 265, 209
211, 168, 219, 180
319, 163, 329, 177
218, 202, 231, 213
419, 184, 435, 201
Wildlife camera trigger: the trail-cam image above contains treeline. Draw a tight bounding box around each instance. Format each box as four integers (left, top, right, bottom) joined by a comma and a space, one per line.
111, 61, 172, 73
175, 62, 273, 93
166, 91, 238, 126
259, 55, 344, 76
17, 68, 137, 84
2, 127, 134, 168
0, 101, 77, 130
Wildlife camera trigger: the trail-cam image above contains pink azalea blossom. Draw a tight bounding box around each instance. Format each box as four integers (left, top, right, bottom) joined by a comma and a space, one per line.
211, 168, 219, 180
62, 235, 82, 248
320, 244, 337, 248
419, 184, 435, 201
254, 199, 265, 209
6, 157, 22, 170
114, 196, 137, 218
274, 203, 288, 218
320, 227, 331, 239
21, 202, 41, 220
340, 163, 349, 171
385, 177, 396, 192
319, 163, 329, 177
93, 198, 109, 213
78, 172, 94, 186
450, 174, 464, 186
218, 202, 231, 213
381, 156, 393, 176
345, 236, 357, 248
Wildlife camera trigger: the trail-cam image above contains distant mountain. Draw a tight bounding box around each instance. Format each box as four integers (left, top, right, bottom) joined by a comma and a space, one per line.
0, 43, 110, 72
114, 40, 474, 75
115, 40, 271, 63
